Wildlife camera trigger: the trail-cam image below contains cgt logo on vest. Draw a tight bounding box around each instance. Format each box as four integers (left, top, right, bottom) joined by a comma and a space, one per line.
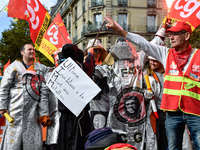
192, 63, 200, 72
169, 61, 179, 75
170, 61, 177, 69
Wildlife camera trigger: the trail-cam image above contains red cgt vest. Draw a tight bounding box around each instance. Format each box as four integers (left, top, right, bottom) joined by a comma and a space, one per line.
160, 49, 200, 116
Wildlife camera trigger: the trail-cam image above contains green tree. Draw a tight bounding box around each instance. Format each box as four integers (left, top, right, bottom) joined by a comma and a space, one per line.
190, 25, 200, 49
0, 19, 54, 68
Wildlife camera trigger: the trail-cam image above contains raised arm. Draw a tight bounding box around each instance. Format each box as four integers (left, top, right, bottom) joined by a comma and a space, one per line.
104, 13, 169, 69
104, 13, 128, 38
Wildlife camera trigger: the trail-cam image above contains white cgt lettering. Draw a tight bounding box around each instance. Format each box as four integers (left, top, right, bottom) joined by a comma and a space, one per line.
47, 25, 59, 45
174, 0, 200, 20
25, 0, 40, 29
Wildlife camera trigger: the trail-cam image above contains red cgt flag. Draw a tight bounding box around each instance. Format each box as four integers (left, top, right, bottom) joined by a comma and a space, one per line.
3, 59, 10, 74
170, 0, 200, 31
7, 0, 51, 50
38, 12, 72, 63
7, 0, 27, 20
43, 12, 72, 49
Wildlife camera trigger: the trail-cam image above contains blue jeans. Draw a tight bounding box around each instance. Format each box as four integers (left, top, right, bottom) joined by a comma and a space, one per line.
165, 111, 200, 150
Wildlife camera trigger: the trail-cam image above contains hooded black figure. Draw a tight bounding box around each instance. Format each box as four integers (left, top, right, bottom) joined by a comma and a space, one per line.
56, 44, 95, 150
53, 44, 84, 66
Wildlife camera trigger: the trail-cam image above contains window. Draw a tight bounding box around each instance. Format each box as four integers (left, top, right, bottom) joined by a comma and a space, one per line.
118, 14, 127, 30
83, 20, 85, 29
118, 0, 128, 6
81, 20, 86, 36
69, 31, 71, 39
96, 0, 103, 5
147, 15, 156, 32
75, 7, 77, 21
63, 19, 66, 27
73, 27, 77, 43
69, 14, 71, 28
91, 0, 103, 7
83, 0, 85, 13
147, 0, 156, 8
75, 27, 77, 36
94, 14, 102, 30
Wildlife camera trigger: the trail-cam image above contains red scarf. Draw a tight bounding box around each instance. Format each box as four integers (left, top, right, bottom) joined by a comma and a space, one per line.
172, 45, 192, 71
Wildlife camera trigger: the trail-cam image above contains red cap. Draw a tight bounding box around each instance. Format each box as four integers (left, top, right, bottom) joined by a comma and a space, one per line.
165, 21, 192, 33
105, 143, 137, 150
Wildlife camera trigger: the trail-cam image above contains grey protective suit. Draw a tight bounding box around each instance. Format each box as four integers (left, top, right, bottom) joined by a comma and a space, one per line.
45, 72, 60, 146
94, 42, 149, 150
90, 34, 166, 150
0, 60, 50, 150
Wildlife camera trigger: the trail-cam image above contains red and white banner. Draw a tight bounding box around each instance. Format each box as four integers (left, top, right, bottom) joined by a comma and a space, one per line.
3, 59, 10, 74
38, 13, 72, 63
0, 117, 6, 145
8, 0, 51, 49
170, 0, 200, 31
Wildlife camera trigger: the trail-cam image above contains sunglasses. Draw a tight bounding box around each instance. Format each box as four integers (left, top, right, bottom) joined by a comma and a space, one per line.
167, 31, 187, 37
93, 49, 101, 54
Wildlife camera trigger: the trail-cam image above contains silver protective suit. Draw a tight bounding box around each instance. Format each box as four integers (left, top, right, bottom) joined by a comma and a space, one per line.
93, 42, 150, 150
89, 29, 166, 150
45, 72, 60, 145
0, 60, 50, 150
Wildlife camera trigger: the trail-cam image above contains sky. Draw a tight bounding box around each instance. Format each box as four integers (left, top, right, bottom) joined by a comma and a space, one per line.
0, 0, 57, 39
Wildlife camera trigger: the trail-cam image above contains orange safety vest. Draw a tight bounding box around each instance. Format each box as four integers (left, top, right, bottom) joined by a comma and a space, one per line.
160, 49, 200, 116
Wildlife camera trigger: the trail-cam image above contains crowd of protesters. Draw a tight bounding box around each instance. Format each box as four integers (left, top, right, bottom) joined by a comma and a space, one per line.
0, 13, 199, 150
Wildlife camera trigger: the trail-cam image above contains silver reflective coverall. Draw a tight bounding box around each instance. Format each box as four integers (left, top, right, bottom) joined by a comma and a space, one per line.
94, 42, 150, 150
0, 60, 50, 150
45, 72, 60, 145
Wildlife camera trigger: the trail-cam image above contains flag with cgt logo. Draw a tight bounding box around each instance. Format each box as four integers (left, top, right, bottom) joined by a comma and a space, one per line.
38, 12, 72, 63
169, 0, 200, 31
7, 0, 51, 50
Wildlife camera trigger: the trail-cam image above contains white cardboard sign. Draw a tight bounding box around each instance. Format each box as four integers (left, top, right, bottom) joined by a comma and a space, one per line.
47, 57, 101, 116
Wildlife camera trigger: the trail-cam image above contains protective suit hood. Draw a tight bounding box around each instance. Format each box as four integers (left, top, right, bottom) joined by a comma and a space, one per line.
110, 41, 138, 60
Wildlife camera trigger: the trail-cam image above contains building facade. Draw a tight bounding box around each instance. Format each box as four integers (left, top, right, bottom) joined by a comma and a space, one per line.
50, 0, 168, 52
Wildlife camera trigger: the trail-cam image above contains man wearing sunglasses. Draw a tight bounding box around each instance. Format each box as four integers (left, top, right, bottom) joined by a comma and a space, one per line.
84, 39, 108, 65
104, 13, 200, 150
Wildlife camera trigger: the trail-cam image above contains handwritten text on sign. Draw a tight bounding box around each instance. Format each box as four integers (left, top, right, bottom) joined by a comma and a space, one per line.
47, 57, 101, 116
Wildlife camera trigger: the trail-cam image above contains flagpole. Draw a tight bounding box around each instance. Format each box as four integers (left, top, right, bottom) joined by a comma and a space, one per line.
166, 0, 175, 22
0, 3, 8, 13
49, 14, 68, 44
92, 20, 106, 47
